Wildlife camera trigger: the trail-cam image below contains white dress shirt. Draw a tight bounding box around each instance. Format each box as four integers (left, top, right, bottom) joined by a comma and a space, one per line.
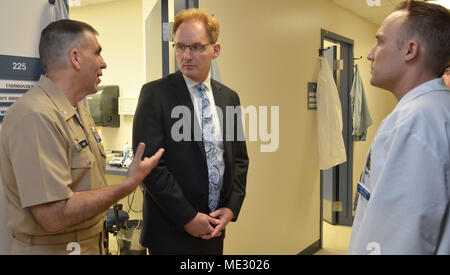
183, 74, 226, 190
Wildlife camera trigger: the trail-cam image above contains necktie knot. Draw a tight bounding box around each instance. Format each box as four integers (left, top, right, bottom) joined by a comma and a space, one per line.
195, 83, 207, 97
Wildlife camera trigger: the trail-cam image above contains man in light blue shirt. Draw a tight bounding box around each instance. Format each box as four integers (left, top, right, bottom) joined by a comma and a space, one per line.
349, 0, 450, 255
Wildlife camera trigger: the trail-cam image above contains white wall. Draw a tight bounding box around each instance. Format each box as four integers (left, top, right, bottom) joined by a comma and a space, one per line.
0, 0, 51, 57
71, 0, 167, 152
143, 0, 163, 82
0, 0, 53, 255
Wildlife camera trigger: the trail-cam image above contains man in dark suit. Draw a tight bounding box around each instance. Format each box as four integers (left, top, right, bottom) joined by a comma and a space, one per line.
443, 64, 450, 89
133, 8, 249, 255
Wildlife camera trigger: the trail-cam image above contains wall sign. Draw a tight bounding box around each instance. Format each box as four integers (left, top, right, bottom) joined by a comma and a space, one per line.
0, 54, 45, 122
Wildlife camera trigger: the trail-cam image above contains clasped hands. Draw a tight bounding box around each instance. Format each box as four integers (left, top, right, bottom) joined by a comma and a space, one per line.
184, 208, 234, 240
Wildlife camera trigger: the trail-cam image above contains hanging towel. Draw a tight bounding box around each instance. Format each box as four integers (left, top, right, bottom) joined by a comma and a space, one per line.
350, 64, 373, 141
316, 56, 347, 170
51, 0, 69, 21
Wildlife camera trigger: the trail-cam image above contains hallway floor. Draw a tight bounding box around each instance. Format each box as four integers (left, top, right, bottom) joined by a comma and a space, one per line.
315, 221, 352, 255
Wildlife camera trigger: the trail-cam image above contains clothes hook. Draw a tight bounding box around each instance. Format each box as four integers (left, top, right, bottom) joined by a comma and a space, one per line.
319, 47, 331, 56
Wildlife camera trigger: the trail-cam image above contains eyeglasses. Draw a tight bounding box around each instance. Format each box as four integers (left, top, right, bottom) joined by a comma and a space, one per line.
172, 43, 212, 54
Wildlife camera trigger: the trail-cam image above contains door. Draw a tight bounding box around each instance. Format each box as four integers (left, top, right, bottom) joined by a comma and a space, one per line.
161, 0, 199, 77
320, 29, 354, 227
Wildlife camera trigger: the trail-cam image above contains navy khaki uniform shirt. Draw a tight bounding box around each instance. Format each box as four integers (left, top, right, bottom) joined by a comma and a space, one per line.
0, 76, 107, 247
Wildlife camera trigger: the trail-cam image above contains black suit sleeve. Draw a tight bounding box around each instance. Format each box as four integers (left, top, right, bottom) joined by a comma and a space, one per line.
132, 83, 197, 228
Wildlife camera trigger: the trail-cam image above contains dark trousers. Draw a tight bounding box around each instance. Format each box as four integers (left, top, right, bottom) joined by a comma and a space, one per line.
149, 236, 224, 255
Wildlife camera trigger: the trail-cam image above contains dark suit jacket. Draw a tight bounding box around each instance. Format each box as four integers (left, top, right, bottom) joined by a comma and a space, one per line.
132, 71, 249, 254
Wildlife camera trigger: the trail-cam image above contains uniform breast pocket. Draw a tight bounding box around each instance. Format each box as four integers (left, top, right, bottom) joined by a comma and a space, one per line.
70, 148, 95, 192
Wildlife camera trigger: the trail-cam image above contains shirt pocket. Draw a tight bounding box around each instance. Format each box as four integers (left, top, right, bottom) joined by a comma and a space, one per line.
70, 148, 95, 192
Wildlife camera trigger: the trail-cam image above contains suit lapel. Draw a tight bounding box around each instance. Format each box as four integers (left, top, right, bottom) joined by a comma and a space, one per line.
170, 71, 193, 110
170, 71, 207, 164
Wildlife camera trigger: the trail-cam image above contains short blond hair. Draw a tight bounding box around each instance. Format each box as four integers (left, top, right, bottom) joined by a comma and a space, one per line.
395, 0, 450, 76
172, 8, 220, 43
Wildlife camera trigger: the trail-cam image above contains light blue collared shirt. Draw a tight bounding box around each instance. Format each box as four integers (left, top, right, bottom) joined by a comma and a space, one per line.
349, 78, 450, 255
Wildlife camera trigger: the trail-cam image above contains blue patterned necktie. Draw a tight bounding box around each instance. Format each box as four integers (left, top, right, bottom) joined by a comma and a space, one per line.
195, 83, 221, 211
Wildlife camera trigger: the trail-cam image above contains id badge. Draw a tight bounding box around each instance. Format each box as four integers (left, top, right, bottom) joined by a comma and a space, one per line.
75, 139, 89, 152
354, 149, 372, 208
357, 181, 371, 201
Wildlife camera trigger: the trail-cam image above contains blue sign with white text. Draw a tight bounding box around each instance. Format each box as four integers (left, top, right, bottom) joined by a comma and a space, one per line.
0, 54, 45, 80
0, 54, 44, 122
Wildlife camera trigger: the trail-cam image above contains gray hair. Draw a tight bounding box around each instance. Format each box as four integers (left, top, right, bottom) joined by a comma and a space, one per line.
39, 19, 98, 71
